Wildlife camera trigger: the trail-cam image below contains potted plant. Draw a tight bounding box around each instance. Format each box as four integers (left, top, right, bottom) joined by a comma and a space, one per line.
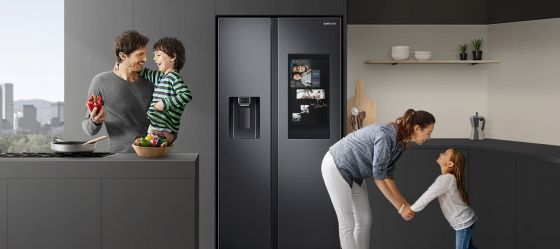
471, 38, 483, 60
458, 43, 468, 60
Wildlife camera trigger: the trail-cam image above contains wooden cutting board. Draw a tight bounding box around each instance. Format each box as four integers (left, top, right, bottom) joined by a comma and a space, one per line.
346, 80, 377, 135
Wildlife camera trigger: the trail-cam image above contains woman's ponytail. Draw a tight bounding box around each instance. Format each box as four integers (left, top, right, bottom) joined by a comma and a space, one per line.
393, 109, 435, 146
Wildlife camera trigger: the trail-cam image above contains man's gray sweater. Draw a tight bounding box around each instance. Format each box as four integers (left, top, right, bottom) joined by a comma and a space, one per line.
82, 71, 154, 152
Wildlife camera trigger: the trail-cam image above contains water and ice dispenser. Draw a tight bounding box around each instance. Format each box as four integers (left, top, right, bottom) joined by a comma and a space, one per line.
230, 97, 259, 139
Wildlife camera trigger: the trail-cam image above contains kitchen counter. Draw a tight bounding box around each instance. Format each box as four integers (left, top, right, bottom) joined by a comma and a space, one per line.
371, 139, 560, 249
0, 153, 198, 249
0, 153, 198, 178
410, 138, 560, 163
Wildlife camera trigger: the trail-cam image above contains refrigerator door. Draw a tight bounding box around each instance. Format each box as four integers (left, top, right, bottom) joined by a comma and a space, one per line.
277, 17, 342, 249
218, 18, 272, 249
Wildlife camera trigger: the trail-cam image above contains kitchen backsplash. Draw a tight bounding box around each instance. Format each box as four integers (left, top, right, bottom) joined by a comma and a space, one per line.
347, 24, 489, 140
348, 21, 560, 146
487, 18, 560, 146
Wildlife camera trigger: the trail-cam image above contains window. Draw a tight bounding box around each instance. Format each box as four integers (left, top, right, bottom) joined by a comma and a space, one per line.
0, 0, 64, 152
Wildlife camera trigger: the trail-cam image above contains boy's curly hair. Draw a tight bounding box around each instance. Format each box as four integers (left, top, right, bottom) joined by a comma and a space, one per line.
153, 37, 186, 71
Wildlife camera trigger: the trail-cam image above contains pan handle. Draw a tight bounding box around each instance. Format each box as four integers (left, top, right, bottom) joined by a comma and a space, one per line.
84, 136, 107, 145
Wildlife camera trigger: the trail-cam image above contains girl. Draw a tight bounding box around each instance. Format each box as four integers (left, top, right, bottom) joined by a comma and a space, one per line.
322, 109, 436, 249
410, 148, 478, 249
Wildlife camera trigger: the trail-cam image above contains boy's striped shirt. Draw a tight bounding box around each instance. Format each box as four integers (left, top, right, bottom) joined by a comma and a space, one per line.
141, 68, 192, 133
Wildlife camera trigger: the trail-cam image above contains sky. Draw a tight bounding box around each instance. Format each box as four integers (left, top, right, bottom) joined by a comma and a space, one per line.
0, 0, 64, 102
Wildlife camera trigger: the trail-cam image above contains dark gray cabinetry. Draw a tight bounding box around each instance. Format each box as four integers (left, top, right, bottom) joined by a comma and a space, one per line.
215, 0, 345, 16
0, 181, 6, 249
379, 139, 560, 249
7, 180, 101, 249
0, 154, 197, 249
488, 0, 560, 24
102, 180, 196, 249
367, 149, 462, 248
348, 0, 487, 24
516, 158, 560, 249
469, 150, 515, 249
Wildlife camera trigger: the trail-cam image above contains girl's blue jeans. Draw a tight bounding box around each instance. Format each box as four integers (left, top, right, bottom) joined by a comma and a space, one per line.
456, 223, 478, 249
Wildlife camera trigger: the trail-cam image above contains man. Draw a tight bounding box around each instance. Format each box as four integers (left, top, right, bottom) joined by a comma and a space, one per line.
82, 30, 173, 152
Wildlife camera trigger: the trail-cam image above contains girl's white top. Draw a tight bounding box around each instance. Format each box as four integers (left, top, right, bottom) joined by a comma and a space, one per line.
411, 174, 477, 230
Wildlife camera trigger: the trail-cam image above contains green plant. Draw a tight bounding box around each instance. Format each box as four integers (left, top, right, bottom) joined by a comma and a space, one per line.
471, 38, 483, 51
458, 43, 469, 54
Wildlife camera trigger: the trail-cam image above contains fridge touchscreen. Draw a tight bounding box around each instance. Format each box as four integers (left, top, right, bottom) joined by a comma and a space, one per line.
288, 54, 330, 139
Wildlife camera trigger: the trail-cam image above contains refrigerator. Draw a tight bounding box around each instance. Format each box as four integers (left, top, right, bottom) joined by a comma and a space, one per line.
217, 17, 342, 249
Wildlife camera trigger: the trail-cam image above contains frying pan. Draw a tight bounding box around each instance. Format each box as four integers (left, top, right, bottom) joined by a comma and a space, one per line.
50, 136, 107, 153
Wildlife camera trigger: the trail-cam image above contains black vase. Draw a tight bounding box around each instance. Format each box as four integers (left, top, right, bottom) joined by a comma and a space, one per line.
459, 53, 468, 60
472, 50, 483, 60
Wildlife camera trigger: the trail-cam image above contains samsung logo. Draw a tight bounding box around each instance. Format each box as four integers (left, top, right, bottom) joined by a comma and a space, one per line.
323, 22, 337, 26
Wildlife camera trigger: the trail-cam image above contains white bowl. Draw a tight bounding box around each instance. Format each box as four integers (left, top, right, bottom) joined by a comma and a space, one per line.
392, 46, 410, 50
392, 53, 409, 61
414, 51, 431, 54
414, 53, 432, 60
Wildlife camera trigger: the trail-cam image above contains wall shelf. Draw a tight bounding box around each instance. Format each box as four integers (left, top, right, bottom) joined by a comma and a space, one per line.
365, 59, 500, 65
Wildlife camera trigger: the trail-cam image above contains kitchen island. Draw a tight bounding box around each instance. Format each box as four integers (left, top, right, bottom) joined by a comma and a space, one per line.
0, 153, 198, 249
366, 139, 560, 249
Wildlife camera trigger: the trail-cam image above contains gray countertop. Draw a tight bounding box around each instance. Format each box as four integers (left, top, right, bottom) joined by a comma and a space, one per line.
410, 139, 560, 163
0, 153, 198, 162
0, 153, 199, 179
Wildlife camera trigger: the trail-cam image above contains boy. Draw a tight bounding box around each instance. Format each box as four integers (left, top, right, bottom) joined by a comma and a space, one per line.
140, 37, 192, 144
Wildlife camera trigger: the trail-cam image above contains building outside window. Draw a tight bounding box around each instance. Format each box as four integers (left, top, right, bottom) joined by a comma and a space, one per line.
0, 0, 64, 152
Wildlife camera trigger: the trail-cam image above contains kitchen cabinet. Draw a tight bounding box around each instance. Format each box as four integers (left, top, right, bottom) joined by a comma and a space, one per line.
0, 181, 6, 249
7, 180, 101, 249
402, 139, 560, 249
348, 0, 487, 24
488, 0, 560, 24
367, 149, 467, 249
469, 149, 515, 249
516, 157, 560, 249
102, 180, 196, 249
0, 154, 198, 249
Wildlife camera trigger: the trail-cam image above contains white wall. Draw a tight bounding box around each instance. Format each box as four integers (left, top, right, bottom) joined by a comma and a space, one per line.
348, 25, 489, 139
487, 18, 560, 146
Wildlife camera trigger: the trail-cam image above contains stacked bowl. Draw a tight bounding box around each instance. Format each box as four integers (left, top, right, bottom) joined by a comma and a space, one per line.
414, 51, 432, 61
391, 46, 410, 61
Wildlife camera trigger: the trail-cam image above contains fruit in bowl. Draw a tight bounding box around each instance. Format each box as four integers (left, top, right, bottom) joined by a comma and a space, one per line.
132, 134, 172, 158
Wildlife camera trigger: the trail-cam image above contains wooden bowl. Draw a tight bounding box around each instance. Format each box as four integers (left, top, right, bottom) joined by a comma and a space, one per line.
132, 145, 172, 158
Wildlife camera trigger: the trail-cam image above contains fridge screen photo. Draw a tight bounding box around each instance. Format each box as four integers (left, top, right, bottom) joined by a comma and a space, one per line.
288, 54, 330, 139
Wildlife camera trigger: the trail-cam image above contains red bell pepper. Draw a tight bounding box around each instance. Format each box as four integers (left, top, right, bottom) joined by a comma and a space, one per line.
87, 95, 104, 111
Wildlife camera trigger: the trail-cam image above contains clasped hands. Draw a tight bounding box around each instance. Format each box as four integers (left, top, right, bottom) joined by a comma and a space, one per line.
399, 203, 416, 221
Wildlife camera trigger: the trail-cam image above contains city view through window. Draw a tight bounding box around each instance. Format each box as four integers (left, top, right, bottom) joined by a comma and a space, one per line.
0, 1, 64, 152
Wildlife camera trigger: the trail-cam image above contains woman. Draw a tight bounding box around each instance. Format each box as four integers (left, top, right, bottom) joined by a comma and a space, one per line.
321, 109, 435, 249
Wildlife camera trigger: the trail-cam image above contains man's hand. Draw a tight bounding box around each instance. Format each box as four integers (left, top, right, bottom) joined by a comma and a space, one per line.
400, 204, 416, 221
154, 100, 165, 112
86, 103, 105, 125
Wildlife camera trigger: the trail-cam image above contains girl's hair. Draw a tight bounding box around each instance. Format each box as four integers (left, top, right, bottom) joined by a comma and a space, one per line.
393, 109, 436, 146
448, 148, 470, 205
153, 37, 186, 71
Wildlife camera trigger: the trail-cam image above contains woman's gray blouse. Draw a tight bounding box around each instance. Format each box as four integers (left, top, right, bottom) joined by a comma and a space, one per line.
329, 123, 404, 187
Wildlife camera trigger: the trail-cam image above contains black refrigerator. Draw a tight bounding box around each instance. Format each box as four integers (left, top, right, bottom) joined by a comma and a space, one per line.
217, 17, 342, 249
